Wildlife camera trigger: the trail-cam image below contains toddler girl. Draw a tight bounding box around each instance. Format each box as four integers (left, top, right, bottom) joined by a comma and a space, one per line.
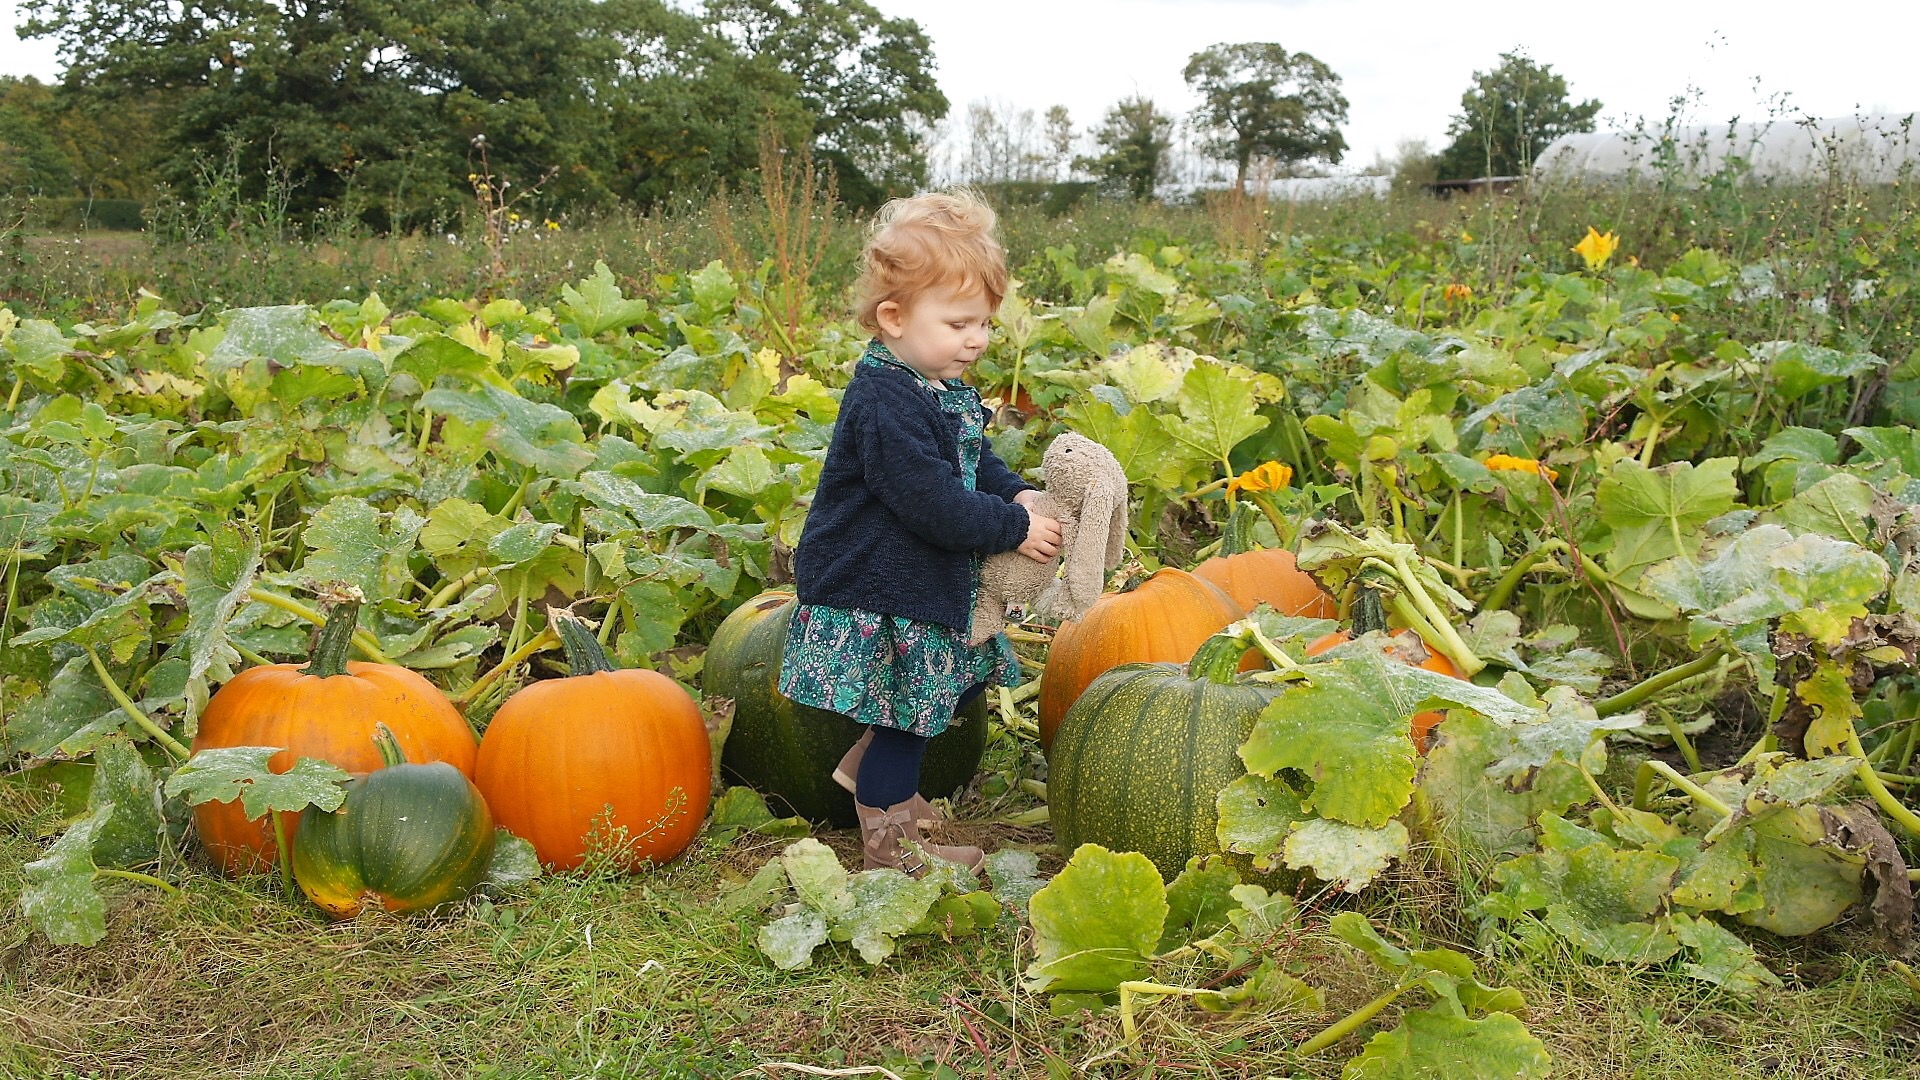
779, 190, 1062, 876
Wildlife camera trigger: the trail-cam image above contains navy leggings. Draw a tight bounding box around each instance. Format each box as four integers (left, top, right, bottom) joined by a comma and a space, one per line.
854, 682, 986, 808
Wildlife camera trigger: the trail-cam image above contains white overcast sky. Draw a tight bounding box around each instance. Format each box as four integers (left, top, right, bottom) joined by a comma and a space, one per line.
5, 0, 1916, 170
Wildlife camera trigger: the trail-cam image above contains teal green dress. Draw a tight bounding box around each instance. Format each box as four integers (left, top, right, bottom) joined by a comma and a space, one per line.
778, 344, 1023, 737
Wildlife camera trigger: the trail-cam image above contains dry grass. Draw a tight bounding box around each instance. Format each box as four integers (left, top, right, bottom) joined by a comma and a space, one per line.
3, 753, 1916, 1080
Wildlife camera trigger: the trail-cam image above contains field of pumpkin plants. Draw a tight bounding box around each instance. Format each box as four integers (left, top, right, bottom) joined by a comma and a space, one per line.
6, 183, 1920, 1078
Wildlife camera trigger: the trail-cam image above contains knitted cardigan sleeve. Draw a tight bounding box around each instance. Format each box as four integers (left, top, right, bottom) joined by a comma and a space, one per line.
848, 376, 1031, 555
974, 407, 1036, 503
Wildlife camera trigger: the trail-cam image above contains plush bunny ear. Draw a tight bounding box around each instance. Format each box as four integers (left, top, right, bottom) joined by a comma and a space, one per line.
1100, 456, 1130, 571
1060, 484, 1112, 617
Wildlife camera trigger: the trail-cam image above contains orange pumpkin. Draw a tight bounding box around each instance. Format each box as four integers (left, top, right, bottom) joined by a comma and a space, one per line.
1038, 568, 1244, 753
189, 602, 477, 874
1305, 629, 1463, 753
476, 612, 711, 871
1193, 548, 1336, 620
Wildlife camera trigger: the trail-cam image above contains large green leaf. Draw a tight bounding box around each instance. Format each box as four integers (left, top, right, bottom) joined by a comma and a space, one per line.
1162, 359, 1269, 468
1594, 457, 1739, 572
1285, 818, 1409, 892
421, 384, 595, 477
560, 261, 651, 337
1642, 525, 1886, 647
177, 523, 261, 723
1340, 1007, 1551, 1080
86, 738, 165, 869
297, 497, 425, 603
21, 803, 116, 946
162, 747, 351, 821
1024, 844, 1167, 994
1240, 647, 1537, 828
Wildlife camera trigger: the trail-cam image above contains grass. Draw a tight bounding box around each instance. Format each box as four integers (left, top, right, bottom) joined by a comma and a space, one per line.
3, 754, 1916, 1080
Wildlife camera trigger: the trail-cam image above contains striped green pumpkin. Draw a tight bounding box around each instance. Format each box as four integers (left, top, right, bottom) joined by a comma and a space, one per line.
1048, 633, 1284, 881
291, 727, 496, 918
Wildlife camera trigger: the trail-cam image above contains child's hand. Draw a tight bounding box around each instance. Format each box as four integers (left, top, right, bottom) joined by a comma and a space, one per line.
1019, 513, 1062, 563
1013, 489, 1042, 509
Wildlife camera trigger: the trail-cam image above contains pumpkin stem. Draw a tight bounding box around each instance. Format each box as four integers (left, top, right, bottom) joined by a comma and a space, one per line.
553, 609, 618, 674
1186, 631, 1249, 684
372, 722, 407, 769
1354, 586, 1388, 636
301, 600, 362, 678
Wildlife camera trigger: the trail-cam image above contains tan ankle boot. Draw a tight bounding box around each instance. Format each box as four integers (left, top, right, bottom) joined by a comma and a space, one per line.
855, 797, 984, 877
831, 728, 873, 794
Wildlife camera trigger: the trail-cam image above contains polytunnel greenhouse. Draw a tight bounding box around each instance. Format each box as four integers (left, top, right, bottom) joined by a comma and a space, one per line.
1534, 113, 1918, 184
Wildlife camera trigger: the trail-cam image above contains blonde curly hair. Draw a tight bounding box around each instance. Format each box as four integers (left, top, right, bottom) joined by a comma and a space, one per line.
852, 189, 1008, 334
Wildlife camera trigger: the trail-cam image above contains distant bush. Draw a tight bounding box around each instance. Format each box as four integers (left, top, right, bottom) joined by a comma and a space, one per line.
34, 198, 145, 231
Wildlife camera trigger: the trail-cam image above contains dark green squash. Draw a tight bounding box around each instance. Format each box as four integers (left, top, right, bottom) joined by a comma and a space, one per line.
704, 589, 990, 827
291, 725, 496, 918
1049, 632, 1286, 881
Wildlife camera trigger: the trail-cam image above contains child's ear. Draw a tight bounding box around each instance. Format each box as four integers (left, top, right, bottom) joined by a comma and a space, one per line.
874, 300, 906, 339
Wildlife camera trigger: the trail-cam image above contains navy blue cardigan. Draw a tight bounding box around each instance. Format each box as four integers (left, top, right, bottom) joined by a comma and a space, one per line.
793, 359, 1034, 630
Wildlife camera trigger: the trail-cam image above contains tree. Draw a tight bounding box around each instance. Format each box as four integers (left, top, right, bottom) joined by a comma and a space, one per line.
1078, 97, 1173, 200
705, 0, 947, 204
1182, 42, 1348, 187
19, 0, 639, 224
1435, 51, 1602, 180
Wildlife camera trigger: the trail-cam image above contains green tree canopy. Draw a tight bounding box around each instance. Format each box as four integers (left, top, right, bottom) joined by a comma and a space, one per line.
703, 0, 947, 205
17, 0, 945, 223
1078, 96, 1174, 200
1182, 42, 1349, 186
1435, 51, 1602, 181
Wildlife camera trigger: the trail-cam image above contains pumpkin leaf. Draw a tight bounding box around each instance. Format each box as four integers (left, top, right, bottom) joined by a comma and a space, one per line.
420, 384, 594, 477
776, 837, 854, 921
1642, 525, 1885, 649
21, 802, 117, 946
1166, 358, 1275, 474
1339, 1007, 1551, 1080
560, 261, 651, 337
1024, 844, 1167, 995
831, 870, 947, 964
758, 908, 830, 971
1284, 818, 1410, 893
8, 655, 125, 758
983, 848, 1047, 917
481, 830, 542, 891
1482, 818, 1682, 964
1160, 856, 1244, 950
162, 747, 352, 821
1241, 648, 1536, 829
1215, 773, 1309, 871
1194, 960, 1324, 1014
86, 737, 165, 869
176, 523, 261, 728
1670, 913, 1782, 994
1418, 711, 1598, 861
297, 496, 426, 604
1224, 882, 1299, 940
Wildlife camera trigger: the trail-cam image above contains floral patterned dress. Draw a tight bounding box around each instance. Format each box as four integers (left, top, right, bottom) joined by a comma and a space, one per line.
777, 344, 1024, 737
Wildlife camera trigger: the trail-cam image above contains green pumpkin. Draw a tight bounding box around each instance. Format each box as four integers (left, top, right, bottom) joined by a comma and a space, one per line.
292, 727, 496, 918
704, 589, 989, 827
1049, 634, 1287, 881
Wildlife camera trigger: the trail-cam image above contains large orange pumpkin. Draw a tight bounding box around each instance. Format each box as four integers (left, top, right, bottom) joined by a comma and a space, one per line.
1037, 568, 1244, 753
476, 612, 711, 871
189, 602, 477, 874
1305, 629, 1462, 753
1193, 548, 1336, 620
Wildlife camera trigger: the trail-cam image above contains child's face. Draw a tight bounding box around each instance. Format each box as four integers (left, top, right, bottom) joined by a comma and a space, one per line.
874, 284, 994, 383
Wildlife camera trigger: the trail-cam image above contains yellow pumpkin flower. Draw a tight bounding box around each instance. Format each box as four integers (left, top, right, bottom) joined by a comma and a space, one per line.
1227, 460, 1292, 495
1484, 454, 1560, 482
1443, 283, 1474, 304
1459, 230, 1473, 243
1572, 227, 1619, 272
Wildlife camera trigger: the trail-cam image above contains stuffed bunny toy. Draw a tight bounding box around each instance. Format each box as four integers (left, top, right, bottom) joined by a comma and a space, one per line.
968, 432, 1129, 645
